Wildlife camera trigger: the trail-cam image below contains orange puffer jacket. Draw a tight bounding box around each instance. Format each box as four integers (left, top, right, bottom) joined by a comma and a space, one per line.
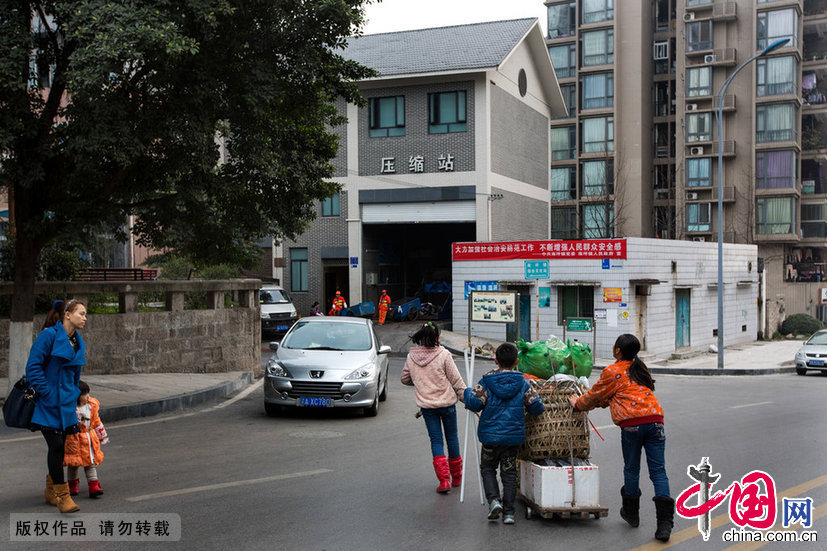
573, 360, 664, 428
64, 397, 105, 467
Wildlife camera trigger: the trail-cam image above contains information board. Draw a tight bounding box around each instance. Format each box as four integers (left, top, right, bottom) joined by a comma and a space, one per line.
469, 291, 518, 323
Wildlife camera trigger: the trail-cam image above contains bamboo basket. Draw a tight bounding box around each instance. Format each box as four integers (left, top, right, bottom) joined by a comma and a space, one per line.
519, 379, 590, 461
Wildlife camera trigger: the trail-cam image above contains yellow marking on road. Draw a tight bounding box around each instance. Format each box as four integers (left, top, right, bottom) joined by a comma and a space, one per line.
723, 502, 825, 550
126, 469, 333, 502
629, 473, 827, 551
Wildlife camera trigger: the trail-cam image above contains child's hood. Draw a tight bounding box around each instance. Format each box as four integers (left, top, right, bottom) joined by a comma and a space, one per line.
408, 345, 445, 366
481, 370, 524, 400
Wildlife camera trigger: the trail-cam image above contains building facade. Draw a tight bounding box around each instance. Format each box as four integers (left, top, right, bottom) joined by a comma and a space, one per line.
280, 19, 567, 316
546, 0, 827, 336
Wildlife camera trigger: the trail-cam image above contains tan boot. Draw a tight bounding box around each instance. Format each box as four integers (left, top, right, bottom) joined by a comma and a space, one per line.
53, 482, 80, 513
45, 475, 58, 506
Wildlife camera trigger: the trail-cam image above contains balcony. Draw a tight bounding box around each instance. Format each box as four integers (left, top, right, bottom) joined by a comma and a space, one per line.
698, 48, 737, 66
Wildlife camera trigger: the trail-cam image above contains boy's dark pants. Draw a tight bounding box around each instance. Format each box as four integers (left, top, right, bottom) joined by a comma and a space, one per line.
480, 444, 519, 514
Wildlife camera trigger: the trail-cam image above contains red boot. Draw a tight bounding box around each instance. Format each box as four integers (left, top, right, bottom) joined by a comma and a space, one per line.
448, 456, 463, 487
88, 480, 103, 498
68, 479, 80, 497
432, 456, 451, 493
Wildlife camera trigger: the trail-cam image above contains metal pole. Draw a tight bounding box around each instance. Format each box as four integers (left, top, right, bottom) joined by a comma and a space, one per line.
714, 38, 789, 369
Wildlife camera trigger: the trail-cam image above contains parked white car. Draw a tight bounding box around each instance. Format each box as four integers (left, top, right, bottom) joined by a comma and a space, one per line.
260, 285, 298, 336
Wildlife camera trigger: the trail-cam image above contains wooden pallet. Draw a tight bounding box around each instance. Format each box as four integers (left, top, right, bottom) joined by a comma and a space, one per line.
519, 492, 609, 520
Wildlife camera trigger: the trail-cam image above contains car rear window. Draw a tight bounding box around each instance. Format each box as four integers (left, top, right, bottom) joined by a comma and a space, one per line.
282, 321, 372, 351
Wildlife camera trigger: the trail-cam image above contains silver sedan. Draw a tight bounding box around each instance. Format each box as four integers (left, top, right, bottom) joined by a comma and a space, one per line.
794, 329, 827, 375
264, 317, 391, 416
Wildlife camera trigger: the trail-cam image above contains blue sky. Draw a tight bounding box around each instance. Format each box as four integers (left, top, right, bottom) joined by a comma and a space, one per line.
361, 0, 548, 35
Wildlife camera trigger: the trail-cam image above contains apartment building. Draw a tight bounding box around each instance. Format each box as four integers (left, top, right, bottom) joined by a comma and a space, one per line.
545, 0, 827, 335
279, 19, 566, 317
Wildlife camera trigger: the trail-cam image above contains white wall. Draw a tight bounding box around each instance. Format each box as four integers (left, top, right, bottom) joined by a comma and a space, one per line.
452, 238, 758, 358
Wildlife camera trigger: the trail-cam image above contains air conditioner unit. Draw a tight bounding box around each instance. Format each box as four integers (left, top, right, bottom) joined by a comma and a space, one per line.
687, 192, 699, 200
684, 12, 695, 21
690, 146, 704, 156
686, 103, 698, 111
693, 236, 706, 242
704, 54, 716, 64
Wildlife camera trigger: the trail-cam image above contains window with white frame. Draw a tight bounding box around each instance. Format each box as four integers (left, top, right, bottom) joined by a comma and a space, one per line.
581, 72, 614, 109
686, 158, 712, 187
581, 116, 613, 153
686, 112, 712, 142
756, 56, 797, 96
581, 29, 613, 67
757, 8, 798, 50
551, 167, 577, 200
549, 43, 577, 78
686, 203, 711, 232
686, 20, 713, 52
687, 66, 712, 97
369, 96, 405, 138
582, 203, 614, 238
756, 150, 797, 189
756, 103, 797, 143
581, 159, 614, 196
756, 196, 795, 234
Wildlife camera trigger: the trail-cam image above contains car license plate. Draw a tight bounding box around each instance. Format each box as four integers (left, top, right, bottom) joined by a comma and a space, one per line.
276, 325, 288, 331
299, 397, 332, 407
809, 359, 824, 366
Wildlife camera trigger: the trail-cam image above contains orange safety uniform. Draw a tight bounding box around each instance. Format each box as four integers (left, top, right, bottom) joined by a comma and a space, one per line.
377, 292, 391, 324
330, 294, 347, 315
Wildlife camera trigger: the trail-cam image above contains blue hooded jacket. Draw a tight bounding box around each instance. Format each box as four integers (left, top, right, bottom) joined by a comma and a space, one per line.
26, 323, 85, 431
464, 370, 544, 446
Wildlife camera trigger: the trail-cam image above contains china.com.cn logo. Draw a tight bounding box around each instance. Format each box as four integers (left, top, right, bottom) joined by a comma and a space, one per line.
676, 457, 814, 542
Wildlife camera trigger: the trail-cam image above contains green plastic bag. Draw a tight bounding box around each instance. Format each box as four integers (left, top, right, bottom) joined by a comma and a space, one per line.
546, 336, 572, 374
516, 339, 554, 379
568, 339, 594, 378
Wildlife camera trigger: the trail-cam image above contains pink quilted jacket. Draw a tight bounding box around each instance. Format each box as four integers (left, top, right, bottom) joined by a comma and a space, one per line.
401, 345, 467, 408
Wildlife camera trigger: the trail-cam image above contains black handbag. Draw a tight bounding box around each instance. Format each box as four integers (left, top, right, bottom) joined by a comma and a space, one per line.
3, 376, 38, 429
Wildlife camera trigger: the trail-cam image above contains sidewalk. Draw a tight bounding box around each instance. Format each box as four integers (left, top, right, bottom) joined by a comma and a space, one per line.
1, 326, 802, 433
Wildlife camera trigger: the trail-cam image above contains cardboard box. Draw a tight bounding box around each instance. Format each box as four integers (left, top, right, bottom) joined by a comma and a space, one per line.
520, 460, 600, 508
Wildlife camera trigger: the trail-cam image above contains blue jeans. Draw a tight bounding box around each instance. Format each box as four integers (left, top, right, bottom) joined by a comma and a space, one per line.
421, 406, 460, 458
620, 422, 670, 497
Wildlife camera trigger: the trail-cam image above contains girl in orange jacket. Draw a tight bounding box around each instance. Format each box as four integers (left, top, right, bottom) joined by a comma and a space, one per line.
568, 333, 674, 542
64, 380, 109, 498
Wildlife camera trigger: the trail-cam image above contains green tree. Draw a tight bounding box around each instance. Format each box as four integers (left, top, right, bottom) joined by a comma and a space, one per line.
0, 0, 375, 323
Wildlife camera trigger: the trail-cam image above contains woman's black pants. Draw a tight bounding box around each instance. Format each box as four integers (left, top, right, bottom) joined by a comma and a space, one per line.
41, 429, 66, 484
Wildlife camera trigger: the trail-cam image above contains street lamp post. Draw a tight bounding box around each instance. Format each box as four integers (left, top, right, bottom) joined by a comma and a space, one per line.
714, 37, 790, 369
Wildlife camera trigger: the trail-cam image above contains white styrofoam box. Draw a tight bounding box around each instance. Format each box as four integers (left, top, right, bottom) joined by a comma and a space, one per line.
520, 460, 600, 508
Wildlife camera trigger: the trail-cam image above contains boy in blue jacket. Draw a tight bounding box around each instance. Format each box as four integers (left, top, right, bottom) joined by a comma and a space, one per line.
464, 342, 544, 524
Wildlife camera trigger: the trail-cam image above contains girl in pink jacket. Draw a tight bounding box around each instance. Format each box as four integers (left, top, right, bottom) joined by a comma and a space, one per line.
401, 322, 467, 494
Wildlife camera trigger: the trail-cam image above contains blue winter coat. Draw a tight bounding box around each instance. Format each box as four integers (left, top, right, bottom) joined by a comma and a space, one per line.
25, 323, 86, 431
464, 370, 544, 446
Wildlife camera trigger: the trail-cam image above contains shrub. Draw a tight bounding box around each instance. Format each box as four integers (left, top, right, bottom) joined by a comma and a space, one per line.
780, 313, 824, 336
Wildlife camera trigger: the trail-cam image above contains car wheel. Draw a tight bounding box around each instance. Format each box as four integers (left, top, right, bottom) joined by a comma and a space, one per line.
379, 375, 388, 402
265, 402, 282, 417
364, 387, 379, 417
796, 367, 808, 376
406, 307, 418, 321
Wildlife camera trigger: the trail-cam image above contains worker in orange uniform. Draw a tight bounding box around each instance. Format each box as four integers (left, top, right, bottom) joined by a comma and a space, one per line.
330, 290, 347, 316
377, 289, 391, 325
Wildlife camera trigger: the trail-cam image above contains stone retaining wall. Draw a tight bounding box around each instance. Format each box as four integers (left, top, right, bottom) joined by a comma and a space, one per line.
0, 279, 262, 377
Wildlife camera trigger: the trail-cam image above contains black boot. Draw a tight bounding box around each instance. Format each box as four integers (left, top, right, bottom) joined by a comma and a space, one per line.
653, 496, 675, 541
620, 486, 641, 527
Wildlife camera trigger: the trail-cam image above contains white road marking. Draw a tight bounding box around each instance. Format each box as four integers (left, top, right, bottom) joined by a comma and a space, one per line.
729, 401, 774, 409
126, 469, 333, 502
209, 379, 262, 409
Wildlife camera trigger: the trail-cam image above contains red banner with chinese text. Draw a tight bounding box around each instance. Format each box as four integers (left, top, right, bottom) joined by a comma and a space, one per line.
452, 239, 626, 261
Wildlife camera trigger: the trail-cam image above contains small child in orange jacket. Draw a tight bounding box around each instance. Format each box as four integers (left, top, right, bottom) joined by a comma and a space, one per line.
64, 380, 109, 498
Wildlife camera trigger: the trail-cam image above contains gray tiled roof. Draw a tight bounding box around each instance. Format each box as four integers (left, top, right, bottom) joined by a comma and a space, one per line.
343, 18, 537, 77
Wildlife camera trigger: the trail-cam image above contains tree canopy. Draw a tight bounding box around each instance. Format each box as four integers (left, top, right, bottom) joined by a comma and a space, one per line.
0, 0, 375, 319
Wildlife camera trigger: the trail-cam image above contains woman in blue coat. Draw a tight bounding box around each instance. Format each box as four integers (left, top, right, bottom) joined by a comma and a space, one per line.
26, 299, 87, 513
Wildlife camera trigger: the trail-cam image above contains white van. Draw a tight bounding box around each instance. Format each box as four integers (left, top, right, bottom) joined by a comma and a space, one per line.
260, 285, 298, 336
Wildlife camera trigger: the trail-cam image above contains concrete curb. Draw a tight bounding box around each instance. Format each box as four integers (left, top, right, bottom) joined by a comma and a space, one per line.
99, 371, 255, 423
